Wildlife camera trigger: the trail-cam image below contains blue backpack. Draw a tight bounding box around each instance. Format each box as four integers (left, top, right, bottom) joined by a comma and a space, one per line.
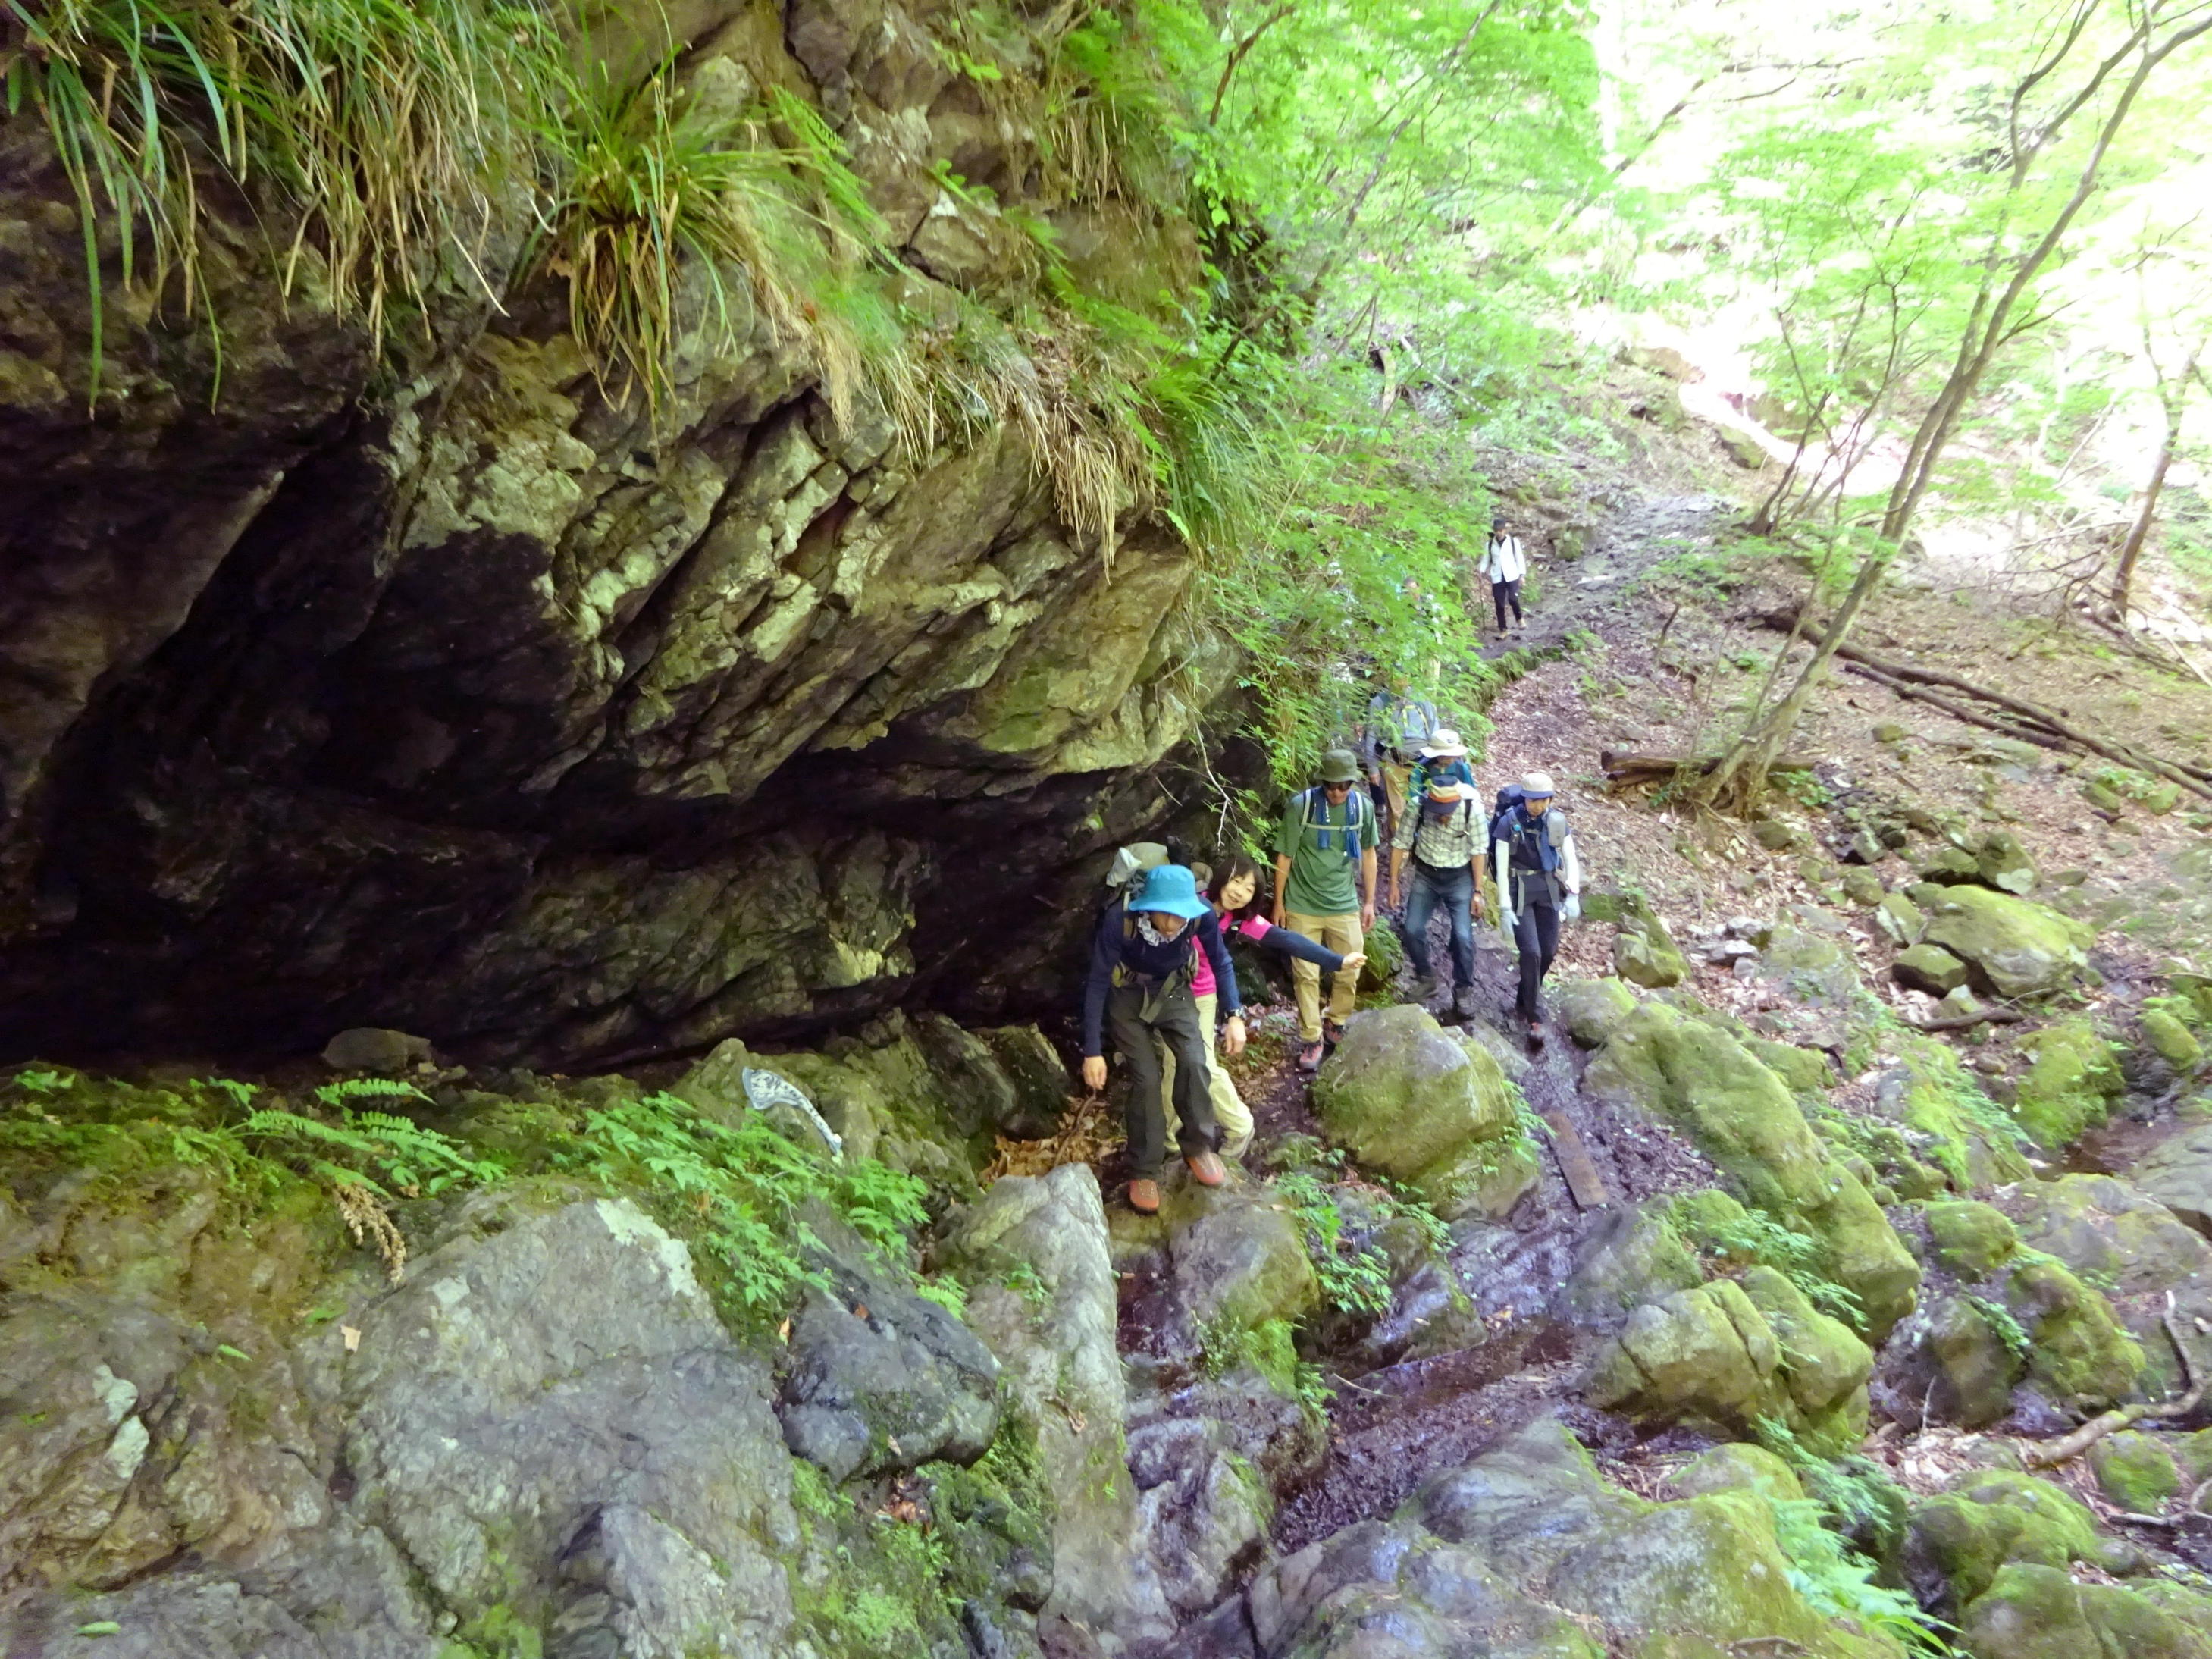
1490, 788, 1567, 874
1294, 787, 1371, 860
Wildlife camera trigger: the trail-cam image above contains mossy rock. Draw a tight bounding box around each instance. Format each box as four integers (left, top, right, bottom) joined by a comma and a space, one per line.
1556, 977, 1639, 1048
1921, 887, 2095, 999
1757, 924, 1860, 1009
1960, 1563, 2212, 1659
1885, 1031, 2032, 1193
1738, 1264, 1873, 1425
1615, 923, 1690, 989
2010, 1018, 2124, 1151
2145, 1008, 2206, 1071
1311, 1003, 1528, 1218
1876, 890, 1926, 946
1921, 845, 1985, 885
1665, 1442, 1806, 1507
1745, 1038, 1832, 1097
1907, 1469, 2112, 1613
1894, 943, 1969, 996
1925, 1294, 2026, 1428
1840, 867, 1888, 908
2088, 1431, 2182, 1513
2001, 1256, 2145, 1409
1584, 1001, 1921, 1337
1925, 1200, 2018, 1278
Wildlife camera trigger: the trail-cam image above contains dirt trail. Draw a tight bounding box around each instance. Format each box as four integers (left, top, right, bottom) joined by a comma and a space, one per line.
1258, 484, 1732, 1551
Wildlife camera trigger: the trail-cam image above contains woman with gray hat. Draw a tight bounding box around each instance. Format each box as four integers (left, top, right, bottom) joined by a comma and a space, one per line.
1490, 772, 1581, 1047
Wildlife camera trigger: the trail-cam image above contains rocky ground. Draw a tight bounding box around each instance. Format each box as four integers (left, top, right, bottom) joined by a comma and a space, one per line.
7, 395, 2212, 1659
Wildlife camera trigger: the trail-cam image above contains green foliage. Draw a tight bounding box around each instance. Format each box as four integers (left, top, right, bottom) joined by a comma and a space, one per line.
914, 1274, 969, 1318
1270, 1162, 1447, 1319
554, 1091, 928, 1321
3, 0, 558, 394
1769, 1494, 1950, 1653
237, 1083, 503, 1200
1672, 1196, 1864, 1326
1966, 1293, 2033, 1360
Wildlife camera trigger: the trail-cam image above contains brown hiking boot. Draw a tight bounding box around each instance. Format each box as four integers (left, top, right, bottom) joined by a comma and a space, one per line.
1297, 1041, 1324, 1074
1527, 1018, 1547, 1052
1128, 1178, 1161, 1214
1186, 1149, 1227, 1188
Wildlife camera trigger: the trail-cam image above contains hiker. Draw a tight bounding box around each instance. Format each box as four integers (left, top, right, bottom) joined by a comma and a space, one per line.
1161, 858, 1369, 1158
1081, 863, 1244, 1213
1408, 726, 1476, 800
1491, 772, 1582, 1047
1358, 679, 1443, 842
1480, 522, 1527, 633
1274, 749, 1377, 1073
1388, 768, 1486, 1019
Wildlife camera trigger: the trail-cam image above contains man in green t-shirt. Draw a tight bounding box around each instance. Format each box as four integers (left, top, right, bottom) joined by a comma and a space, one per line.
1273, 748, 1377, 1073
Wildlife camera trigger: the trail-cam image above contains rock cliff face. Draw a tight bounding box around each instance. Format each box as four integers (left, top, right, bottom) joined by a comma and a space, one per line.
0, 0, 1233, 1067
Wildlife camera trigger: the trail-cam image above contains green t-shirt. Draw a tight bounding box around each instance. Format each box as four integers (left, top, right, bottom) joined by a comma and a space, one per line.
1275, 788, 1374, 917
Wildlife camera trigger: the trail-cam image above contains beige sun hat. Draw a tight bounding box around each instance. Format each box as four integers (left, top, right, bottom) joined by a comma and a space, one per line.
1420, 727, 1468, 759
1520, 771, 1557, 798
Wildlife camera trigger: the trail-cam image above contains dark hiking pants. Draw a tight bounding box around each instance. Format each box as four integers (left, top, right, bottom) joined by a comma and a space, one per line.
1492, 578, 1524, 629
1405, 861, 1476, 989
1108, 977, 1220, 1175
1512, 898, 1561, 1023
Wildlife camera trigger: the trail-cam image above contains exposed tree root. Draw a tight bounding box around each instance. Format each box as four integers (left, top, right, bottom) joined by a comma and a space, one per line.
1905, 1007, 2026, 1033
1601, 749, 1816, 785
2026, 1294, 2206, 1469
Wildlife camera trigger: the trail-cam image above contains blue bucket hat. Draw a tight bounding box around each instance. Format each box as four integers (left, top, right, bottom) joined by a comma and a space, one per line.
1129, 864, 1211, 920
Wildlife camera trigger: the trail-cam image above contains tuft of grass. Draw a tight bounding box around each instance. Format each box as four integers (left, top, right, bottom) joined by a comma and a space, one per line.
4, 0, 556, 394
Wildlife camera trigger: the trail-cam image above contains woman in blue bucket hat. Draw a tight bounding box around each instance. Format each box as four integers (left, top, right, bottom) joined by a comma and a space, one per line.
1079, 863, 1245, 1214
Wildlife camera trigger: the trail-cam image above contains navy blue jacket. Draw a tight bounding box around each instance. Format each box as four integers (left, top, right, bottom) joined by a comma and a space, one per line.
1082, 901, 1240, 1057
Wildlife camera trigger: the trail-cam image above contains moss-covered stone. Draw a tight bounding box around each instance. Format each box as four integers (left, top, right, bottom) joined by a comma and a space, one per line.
1747, 1038, 1833, 1096
1615, 914, 1691, 989
1556, 977, 1639, 1048
1926, 1200, 2019, 1278
2088, 1431, 2182, 1513
1894, 943, 1969, 996
2001, 1256, 2144, 1409
1876, 891, 1926, 946
1925, 1294, 2026, 1428
1738, 1264, 1874, 1428
1960, 1563, 2212, 1659
1584, 1002, 1921, 1337
1921, 887, 2095, 999
1666, 1442, 1806, 1507
2145, 1008, 2206, 1071
2010, 1018, 2125, 1151
1907, 1470, 2110, 1613
1312, 1004, 1532, 1218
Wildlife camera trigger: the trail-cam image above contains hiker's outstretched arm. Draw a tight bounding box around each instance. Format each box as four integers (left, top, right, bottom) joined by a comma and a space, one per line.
1079, 908, 1120, 1058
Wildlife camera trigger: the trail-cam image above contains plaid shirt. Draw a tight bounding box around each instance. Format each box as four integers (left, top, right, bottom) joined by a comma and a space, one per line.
1394, 797, 1484, 870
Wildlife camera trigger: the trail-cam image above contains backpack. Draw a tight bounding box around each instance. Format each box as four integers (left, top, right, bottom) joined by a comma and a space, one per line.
1293, 787, 1371, 860
1490, 791, 1569, 874
1104, 842, 1170, 892
1411, 756, 1474, 798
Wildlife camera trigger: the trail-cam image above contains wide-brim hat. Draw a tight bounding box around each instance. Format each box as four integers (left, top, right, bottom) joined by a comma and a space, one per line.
1317, 748, 1361, 784
1520, 771, 1557, 798
1421, 728, 1468, 760
1129, 863, 1211, 919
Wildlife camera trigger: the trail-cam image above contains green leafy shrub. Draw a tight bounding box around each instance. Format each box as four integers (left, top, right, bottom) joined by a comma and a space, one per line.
1769, 1494, 1949, 1653
555, 1090, 928, 1321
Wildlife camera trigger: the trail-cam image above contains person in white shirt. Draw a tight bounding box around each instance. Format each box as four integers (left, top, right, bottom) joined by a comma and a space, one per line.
1479, 523, 1527, 633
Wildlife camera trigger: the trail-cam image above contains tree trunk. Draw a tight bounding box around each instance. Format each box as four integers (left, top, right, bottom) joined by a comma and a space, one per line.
2112, 428, 2178, 619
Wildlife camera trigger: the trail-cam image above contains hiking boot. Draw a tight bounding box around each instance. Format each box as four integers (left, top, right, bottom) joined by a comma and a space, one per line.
1297, 1041, 1324, 1074
1452, 983, 1477, 1018
1527, 1018, 1548, 1052
1407, 973, 1440, 1005
1323, 1019, 1346, 1050
1186, 1149, 1227, 1187
1128, 1178, 1161, 1215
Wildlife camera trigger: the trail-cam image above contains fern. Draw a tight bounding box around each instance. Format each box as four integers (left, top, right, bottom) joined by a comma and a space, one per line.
1769, 1496, 1950, 1653
237, 1102, 503, 1199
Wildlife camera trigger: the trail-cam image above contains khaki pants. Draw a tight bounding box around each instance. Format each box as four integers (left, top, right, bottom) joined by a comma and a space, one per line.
1162, 992, 1254, 1157
1286, 910, 1363, 1041
1379, 761, 1412, 840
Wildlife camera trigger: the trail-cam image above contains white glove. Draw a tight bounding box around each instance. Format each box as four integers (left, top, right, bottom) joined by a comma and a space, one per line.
1562, 894, 1581, 924
1497, 907, 1518, 936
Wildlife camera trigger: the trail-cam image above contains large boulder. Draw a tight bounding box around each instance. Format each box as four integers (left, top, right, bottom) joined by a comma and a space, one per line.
1583, 1001, 1920, 1337
2129, 1119, 2212, 1242
776, 1206, 1001, 1481
1920, 888, 2094, 999
938, 1163, 1177, 1645
1584, 1269, 1871, 1447
1312, 1005, 1537, 1218
1962, 1564, 2212, 1659
1907, 1469, 2120, 1617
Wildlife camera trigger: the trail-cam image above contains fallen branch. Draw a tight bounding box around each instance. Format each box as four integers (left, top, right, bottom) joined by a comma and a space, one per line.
1906, 1006, 2027, 1033
1757, 609, 2212, 801
2026, 1294, 2206, 1469
1602, 749, 1818, 781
